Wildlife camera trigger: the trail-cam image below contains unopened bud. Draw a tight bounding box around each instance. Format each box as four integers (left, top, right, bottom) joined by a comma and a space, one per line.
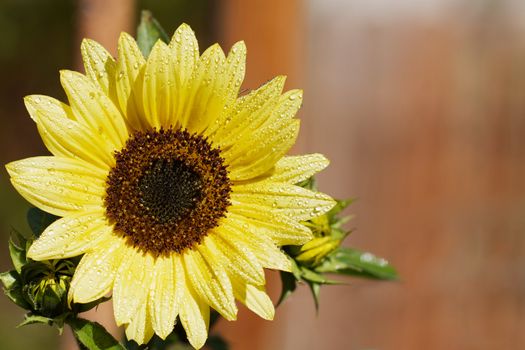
295, 236, 341, 267
21, 260, 74, 318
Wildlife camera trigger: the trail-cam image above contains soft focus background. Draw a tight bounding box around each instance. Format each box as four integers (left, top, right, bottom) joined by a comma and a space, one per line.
1, 0, 525, 349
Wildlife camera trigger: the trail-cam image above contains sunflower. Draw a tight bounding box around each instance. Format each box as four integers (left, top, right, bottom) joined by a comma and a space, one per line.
6, 24, 335, 348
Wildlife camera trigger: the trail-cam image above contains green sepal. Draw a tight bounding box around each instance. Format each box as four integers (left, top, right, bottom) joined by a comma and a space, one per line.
1, 270, 32, 309
306, 281, 321, 312
331, 227, 350, 241
206, 335, 230, 350
209, 310, 221, 328
297, 177, 317, 191
278, 257, 341, 308
299, 266, 340, 285
68, 317, 125, 350
9, 233, 27, 274
137, 10, 170, 57
74, 296, 111, 314
27, 207, 58, 238
0, 269, 19, 290
315, 247, 398, 280
17, 314, 54, 328
29, 278, 66, 316
20, 261, 53, 282
17, 312, 71, 334
327, 198, 355, 220
53, 313, 71, 334
3, 282, 32, 310
130, 332, 186, 350
277, 271, 297, 306
290, 258, 303, 280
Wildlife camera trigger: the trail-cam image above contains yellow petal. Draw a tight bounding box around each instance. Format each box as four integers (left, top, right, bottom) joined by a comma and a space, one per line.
69, 236, 125, 303
183, 247, 237, 321
149, 255, 183, 339
24, 95, 115, 169
116, 32, 147, 130
229, 120, 299, 181
179, 282, 209, 350
81, 39, 118, 104
232, 181, 336, 221
218, 219, 292, 271
269, 154, 329, 184
125, 298, 155, 345
227, 210, 313, 246
210, 75, 285, 148
60, 70, 128, 149
203, 41, 247, 137
181, 44, 226, 133
142, 40, 180, 128
169, 23, 199, 85
27, 208, 111, 260
223, 40, 247, 94
113, 250, 154, 325
209, 231, 265, 286
225, 90, 302, 180
6, 156, 106, 217
231, 278, 274, 320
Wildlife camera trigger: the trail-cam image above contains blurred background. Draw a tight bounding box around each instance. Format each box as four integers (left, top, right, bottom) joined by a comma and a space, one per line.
1, 0, 525, 349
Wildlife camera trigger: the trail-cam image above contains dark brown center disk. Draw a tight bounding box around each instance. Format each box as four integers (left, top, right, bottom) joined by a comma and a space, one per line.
104, 128, 231, 256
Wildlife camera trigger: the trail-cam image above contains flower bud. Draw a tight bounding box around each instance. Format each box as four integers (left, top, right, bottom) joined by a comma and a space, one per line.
295, 236, 341, 267
20, 260, 74, 318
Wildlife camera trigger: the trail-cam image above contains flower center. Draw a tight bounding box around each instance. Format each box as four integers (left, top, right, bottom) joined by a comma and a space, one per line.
104, 128, 231, 256
138, 159, 203, 224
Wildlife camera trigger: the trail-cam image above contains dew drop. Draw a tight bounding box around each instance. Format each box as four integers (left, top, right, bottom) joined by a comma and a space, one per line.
360, 252, 374, 263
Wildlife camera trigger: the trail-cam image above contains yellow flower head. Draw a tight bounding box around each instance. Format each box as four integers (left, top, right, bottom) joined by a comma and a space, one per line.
6, 24, 335, 348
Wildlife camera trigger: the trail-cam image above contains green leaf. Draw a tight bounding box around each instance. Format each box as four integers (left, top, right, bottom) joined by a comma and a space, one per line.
17, 314, 54, 328
68, 318, 125, 350
27, 207, 58, 238
9, 236, 27, 274
137, 10, 169, 57
206, 335, 229, 350
316, 247, 398, 280
276, 271, 297, 306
